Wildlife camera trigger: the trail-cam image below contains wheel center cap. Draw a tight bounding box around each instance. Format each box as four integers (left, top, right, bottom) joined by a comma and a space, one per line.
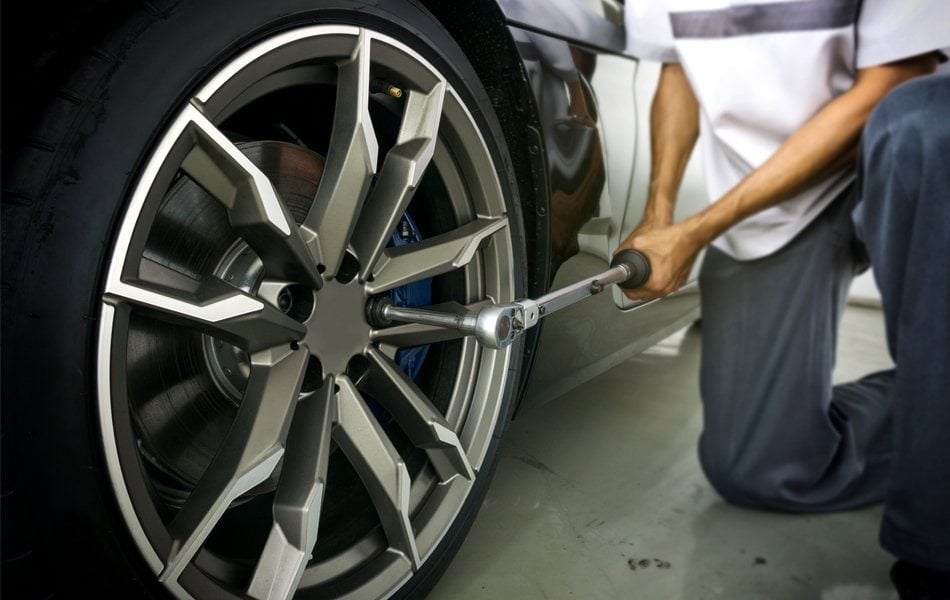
304, 279, 371, 374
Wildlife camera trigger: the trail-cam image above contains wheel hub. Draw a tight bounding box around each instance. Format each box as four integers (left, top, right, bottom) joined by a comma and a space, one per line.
303, 278, 371, 374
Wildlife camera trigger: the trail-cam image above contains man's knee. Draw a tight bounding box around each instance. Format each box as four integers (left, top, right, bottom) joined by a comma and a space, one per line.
698, 439, 774, 508
865, 74, 950, 158
856, 74, 950, 256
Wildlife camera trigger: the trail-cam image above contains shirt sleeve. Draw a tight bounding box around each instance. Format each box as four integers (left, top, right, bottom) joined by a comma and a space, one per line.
625, 0, 678, 63
856, 0, 950, 68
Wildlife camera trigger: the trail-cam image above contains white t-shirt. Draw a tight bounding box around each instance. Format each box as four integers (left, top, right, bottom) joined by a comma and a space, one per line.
625, 0, 950, 260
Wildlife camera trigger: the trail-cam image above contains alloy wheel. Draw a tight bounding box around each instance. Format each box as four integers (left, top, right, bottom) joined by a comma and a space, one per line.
96, 25, 516, 598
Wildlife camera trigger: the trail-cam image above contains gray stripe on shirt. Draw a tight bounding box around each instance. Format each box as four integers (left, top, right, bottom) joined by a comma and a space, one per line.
670, 0, 861, 39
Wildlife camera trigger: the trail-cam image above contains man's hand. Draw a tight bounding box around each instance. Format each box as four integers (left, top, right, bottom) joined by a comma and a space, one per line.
615, 219, 703, 301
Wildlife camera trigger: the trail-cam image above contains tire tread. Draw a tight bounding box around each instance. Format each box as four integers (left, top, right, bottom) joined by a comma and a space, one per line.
1, 3, 167, 597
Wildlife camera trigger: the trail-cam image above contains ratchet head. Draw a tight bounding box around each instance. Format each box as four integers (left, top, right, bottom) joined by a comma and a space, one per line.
475, 304, 525, 349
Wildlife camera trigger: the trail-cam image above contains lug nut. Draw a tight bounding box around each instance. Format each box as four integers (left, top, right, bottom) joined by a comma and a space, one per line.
366, 296, 394, 328
277, 288, 294, 313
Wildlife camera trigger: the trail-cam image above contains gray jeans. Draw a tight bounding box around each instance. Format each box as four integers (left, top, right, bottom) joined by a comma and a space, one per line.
697, 73, 950, 570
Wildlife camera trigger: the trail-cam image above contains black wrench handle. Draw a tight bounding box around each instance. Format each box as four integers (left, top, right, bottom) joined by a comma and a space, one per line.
610, 249, 652, 290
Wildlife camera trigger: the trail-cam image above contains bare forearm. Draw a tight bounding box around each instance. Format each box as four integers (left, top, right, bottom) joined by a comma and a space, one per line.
644, 63, 700, 224
684, 53, 939, 247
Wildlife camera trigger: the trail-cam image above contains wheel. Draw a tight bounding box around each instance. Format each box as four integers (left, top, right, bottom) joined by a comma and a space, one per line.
0, 1, 527, 597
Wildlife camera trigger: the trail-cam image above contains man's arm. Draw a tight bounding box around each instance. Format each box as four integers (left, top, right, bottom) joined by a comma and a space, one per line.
640, 63, 700, 227
617, 52, 940, 301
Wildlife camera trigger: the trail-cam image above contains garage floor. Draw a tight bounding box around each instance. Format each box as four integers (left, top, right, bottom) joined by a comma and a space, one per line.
430, 305, 897, 600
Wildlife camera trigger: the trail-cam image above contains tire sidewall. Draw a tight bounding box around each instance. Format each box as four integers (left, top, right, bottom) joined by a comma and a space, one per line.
7, 0, 526, 596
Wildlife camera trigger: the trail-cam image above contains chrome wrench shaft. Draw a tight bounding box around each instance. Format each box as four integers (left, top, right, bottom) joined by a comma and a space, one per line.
369, 249, 651, 349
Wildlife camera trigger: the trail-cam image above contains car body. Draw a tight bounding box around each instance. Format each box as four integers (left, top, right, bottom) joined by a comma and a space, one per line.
0, 0, 704, 597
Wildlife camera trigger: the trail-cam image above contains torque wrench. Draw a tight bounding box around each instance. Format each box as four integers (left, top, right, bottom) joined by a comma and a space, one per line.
366, 249, 651, 349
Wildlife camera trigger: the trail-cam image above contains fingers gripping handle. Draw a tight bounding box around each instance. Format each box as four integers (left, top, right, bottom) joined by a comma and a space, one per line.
611, 249, 651, 290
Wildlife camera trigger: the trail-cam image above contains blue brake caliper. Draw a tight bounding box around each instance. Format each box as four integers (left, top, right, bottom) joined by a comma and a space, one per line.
389, 212, 432, 380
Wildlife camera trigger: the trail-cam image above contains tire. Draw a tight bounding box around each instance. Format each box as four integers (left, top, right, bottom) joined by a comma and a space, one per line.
0, 1, 528, 598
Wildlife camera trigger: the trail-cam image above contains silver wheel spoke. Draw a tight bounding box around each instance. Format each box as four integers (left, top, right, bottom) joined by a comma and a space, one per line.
370, 301, 491, 346
352, 83, 446, 280
303, 30, 379, 278
366, 217, 507, 294
104, 259, 305, 353
362, 348, 473, 482
159, 346, 309, 585
248, 378, 335, 600
333, 375, 420, 569
181, 104, 323, 289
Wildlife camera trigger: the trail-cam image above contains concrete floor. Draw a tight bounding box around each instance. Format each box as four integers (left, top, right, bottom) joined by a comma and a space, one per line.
430, 305, 897, 600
